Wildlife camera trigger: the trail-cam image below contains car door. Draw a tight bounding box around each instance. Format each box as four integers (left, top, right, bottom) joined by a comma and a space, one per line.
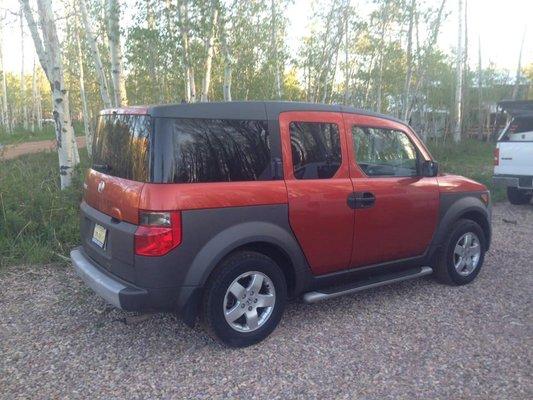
343, 113, 440, 268
279, 111, 354, 276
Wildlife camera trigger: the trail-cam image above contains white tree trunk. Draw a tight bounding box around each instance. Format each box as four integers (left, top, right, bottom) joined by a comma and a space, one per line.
79, 0, 112, 109
107, 0, 127, 107
375, 6, 388, 113
0, 23, 11, 134
34, 61, 42, 130
271, 0, 281, 99
200, 3, 218, 102
402, 0, 415, 120
177, 0, 193, 102
20, 9, 29, 130
405, 0, 446, 122
511, 28, 526, 100
453, 0, 463, 143
31, 59, 37, 131
477, 36, 484, 139
76, 21, 93, 157
21, 0, 79, 189
343, 14, 350, 105
217, 2, 232, 101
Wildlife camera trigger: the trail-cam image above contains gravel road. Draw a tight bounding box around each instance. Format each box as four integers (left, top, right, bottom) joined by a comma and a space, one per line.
1, 203, 532, 399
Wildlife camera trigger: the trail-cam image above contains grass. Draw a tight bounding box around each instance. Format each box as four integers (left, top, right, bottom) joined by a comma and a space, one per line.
427, 138, 504, 202
0, 138, 499, 268
0, 122, 84, 146
0, 150, 88, 268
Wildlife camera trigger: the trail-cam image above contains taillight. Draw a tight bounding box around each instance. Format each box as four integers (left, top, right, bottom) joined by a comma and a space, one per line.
493, 148, 499, 166
134, 211, 182, 256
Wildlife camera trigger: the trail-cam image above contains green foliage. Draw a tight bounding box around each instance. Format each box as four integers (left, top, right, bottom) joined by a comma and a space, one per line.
0, 151, 88, 268
428, 139, 505, 201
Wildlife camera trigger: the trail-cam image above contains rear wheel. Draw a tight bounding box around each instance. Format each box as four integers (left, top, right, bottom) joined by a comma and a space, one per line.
507, 187, 532, 205
435, 219, 486, 285
201, 251, 287, 347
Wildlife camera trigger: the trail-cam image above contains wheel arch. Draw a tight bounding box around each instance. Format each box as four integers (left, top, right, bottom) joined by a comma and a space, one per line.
432, 194, 491, 252
182, 221, 310, 296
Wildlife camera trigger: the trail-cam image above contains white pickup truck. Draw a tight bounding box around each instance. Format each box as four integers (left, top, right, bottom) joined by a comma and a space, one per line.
493, 100, 533, 205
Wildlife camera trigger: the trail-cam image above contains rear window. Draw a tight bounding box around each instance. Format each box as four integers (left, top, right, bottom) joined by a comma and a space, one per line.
499, 116, 533, 142
93, 114, 152, 181
156, 118, 272, 183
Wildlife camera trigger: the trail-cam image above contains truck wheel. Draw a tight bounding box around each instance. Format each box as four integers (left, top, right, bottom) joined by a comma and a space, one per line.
507, 187, 532, 205
434, 219, 486, 285
201, 251, 287, 347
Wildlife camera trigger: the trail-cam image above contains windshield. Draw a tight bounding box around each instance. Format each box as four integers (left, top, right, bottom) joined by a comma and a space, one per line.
499, 116, 533, 142
92, 114, 152, 181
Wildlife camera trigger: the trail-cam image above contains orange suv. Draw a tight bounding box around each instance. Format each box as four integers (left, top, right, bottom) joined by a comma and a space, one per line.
71, 102, 491, 347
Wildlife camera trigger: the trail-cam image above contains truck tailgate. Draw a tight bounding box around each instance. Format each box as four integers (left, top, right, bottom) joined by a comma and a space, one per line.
495, 142, 533, 176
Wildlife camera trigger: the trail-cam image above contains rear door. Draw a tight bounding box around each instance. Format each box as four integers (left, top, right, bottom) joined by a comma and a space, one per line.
280, 111, 354, 276
343, 113, 439, 267
81, 113, 151, 282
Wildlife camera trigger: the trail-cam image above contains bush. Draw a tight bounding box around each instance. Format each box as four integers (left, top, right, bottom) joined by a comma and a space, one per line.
427, 138, 504, 201
0, 150, 88, 268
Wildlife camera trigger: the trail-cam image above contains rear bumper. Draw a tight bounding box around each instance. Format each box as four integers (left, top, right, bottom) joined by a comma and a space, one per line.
493, 174, 533, 189
70, 247, 201, 325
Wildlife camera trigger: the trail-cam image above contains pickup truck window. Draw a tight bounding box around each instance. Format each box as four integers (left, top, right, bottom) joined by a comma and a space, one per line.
499, 116, 533, 142
352, 127, 418, 177
289, 122, 341, 179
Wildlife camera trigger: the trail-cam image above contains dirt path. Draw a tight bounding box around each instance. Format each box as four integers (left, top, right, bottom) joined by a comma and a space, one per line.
0, 136, 86, 160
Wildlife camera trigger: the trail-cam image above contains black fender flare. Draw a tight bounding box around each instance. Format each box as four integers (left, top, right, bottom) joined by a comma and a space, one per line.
431, 194, 491, 254
181, 220, 310, 291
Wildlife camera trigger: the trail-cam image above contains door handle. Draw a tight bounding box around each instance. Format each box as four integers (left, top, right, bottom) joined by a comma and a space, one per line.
348, 192, 376, 209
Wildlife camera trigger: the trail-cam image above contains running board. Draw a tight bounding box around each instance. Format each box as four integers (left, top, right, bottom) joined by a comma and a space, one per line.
302, 266, 433, 304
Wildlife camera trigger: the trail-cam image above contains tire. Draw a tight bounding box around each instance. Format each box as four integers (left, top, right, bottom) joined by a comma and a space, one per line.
201, 251, 287, 347
507, 187, 532, 205
434, 219, 486, 285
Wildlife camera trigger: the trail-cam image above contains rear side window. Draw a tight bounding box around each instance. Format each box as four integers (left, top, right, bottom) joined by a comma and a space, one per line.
164, 118, 271, 183
289, 122, 341, 179
352, 127, 418, 177
92, 114, 151, 181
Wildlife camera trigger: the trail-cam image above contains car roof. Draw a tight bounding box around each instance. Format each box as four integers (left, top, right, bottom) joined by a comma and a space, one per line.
101, 101, 406, 126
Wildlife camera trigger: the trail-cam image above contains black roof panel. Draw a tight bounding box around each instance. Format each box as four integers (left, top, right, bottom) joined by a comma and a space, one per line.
146, 101, 406, 125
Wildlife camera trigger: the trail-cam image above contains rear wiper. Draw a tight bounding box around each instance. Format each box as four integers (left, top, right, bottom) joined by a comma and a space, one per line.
92, 163, 112, 173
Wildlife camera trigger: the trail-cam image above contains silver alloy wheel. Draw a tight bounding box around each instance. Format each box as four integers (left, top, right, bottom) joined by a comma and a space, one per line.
453, 232, 481, 276
223, 271, 276, 332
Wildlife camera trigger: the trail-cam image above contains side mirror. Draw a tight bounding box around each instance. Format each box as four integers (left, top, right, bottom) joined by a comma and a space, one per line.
421, 160, 439, 177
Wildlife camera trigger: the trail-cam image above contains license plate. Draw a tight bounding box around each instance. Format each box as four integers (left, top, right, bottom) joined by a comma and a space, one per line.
92, 224, 107, 248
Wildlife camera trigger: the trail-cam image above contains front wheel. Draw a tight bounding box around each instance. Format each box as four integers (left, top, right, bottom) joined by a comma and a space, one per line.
201, 251, 287, 347
435, 219, 486, 285
507, 187, 532, 205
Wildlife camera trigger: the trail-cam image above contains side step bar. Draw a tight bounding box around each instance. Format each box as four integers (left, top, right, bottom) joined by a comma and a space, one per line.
302, 266, 433, 304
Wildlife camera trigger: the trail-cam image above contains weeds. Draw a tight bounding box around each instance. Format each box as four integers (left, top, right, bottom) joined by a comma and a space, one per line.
427, 138, 504, 201
0, 150, 88, 268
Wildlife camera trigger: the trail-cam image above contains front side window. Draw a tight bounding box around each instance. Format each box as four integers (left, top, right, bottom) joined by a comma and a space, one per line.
290, 122, 341, 179
166, 118, 271, 183
352, 127, 418, 177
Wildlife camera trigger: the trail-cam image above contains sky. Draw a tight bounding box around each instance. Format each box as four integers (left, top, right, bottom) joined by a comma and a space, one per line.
2, 0, 532, 76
